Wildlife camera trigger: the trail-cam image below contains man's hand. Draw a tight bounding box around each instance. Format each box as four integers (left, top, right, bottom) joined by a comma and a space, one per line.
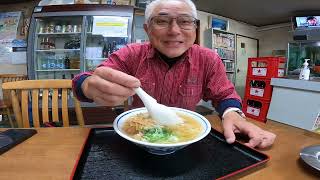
82, 67, 141, 106
222, 111, 276, 148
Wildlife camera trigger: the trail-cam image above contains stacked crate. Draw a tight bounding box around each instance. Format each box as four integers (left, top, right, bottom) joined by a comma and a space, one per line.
242, 57, 286, 122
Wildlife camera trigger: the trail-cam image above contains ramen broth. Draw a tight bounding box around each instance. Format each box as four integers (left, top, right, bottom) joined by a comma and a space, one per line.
121, 112, 203, 144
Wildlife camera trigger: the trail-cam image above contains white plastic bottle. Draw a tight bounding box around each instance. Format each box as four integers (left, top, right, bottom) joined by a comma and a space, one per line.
299, 59, 310, 80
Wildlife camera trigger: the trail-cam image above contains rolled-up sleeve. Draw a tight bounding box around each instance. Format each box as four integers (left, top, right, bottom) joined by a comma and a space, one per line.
72, 72, 93, 102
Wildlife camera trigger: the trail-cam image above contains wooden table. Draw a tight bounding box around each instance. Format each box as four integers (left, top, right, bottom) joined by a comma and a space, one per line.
0, 128, 90, 180
0, 116, 320, 180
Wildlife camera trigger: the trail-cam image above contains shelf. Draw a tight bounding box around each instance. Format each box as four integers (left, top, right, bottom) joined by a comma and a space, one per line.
212, 28, 234, 34
214, 47, 235, 51
86, 58, 106, 60
36, 49, 80, 52
36, 69, 80, 72
221, 58, 235, 61
37, 32, 81, 35
86, 32, 128, 38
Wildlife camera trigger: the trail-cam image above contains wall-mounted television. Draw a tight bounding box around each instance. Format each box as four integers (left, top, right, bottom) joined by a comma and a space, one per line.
293, 16, 320, 29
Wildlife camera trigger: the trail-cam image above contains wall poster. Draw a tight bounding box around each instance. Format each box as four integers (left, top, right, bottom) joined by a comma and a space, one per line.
210, 17, 229, 31
0, 12, 21, 40
0, 11, 21, 64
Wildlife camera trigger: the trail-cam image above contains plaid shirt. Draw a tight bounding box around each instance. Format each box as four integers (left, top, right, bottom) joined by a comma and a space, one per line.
72, 43, 241, 114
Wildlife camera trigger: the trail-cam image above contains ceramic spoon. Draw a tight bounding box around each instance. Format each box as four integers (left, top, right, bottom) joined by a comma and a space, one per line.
134, 87, 183, 126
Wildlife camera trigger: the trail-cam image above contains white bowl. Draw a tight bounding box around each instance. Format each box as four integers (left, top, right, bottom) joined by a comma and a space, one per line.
113, 107, 212, 155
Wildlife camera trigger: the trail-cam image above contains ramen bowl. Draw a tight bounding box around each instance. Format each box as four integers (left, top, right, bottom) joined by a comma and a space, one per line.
113, 107, 211, 155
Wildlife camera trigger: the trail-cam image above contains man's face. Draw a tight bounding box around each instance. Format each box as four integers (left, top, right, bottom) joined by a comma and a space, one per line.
308, 18, 317, 26
144, 1, 196, 58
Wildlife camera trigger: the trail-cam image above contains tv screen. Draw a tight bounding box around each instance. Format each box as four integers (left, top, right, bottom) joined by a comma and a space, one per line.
295, 16, 320, 28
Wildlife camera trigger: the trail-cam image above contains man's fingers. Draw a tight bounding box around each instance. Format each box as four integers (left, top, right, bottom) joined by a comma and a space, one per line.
222, 120, 236, 144
92, 93, 128, 106
82, 74, 134, 106
244, 136, 262, 148
94, 67, 141, 88
91, 75, 136, 97
257, 132, 276, 148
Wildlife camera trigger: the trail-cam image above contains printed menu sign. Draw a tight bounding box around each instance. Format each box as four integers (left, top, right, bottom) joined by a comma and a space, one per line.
92, 16, 129, 37
0, 12, 21, 40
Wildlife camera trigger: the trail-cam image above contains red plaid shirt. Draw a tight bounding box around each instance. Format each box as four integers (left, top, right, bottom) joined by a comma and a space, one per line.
73, 43, 241, 112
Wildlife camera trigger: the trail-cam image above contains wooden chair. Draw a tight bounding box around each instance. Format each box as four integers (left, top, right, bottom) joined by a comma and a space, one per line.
2, 79, 84, 128
0, 74, 28, 127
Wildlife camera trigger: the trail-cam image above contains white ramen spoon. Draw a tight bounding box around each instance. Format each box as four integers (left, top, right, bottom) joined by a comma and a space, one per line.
134, 87, 183, 126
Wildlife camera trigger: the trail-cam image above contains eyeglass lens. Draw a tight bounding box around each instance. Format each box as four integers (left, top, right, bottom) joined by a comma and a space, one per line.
151, 16, 196, 30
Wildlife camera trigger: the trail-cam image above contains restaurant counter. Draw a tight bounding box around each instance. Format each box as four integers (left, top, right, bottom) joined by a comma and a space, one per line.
267, 78, 320, 131
0, 115, 320, 180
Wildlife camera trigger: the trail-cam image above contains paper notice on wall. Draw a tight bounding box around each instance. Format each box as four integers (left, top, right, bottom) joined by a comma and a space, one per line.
0, 40, 12, 64
11, 51, 26, 64
92, 16, 129, 37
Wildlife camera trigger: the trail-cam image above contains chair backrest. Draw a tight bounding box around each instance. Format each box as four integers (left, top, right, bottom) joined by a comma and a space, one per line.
0, 74, 28, 106
2, 79, 84, 128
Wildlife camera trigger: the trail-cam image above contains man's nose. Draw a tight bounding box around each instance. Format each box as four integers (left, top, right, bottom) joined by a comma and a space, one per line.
167, 19, 181, 34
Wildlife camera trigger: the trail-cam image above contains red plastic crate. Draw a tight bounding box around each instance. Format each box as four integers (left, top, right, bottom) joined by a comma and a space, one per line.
247, 57, 286, 79
242, 96, 270, 123
244, 77, 272, 101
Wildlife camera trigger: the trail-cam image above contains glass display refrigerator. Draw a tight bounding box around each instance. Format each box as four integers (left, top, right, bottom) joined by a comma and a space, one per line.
27, 4, 134, 80
287, 41, 320, 78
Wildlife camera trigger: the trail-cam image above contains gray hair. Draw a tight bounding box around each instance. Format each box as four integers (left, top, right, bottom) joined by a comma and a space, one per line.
144, 0, 197, 23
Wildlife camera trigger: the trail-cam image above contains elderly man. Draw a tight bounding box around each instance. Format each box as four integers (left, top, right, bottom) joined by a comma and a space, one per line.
73, 0, 276, 148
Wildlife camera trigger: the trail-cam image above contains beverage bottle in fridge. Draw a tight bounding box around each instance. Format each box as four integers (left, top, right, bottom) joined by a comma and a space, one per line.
64, 56, 70, 69
40, 57, 47, 70
49, 38, 55, 49
112, 41, 117, 52
102, 43, 108, 58
40, 37, 46, 49
108, 43, 112, 56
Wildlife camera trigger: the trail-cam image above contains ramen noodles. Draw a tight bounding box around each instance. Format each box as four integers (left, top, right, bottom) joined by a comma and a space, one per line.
121, 113, 203, 144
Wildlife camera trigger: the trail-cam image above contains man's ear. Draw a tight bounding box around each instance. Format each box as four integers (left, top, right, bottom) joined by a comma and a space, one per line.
143, 23, 149, 34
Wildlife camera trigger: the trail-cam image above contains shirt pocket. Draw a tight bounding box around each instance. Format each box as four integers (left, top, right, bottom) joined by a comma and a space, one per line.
140, 80, 156, 96
178, 84, 202, 108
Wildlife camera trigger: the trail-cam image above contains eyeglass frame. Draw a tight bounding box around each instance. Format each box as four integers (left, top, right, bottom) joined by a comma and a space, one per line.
148, 15, 198, 30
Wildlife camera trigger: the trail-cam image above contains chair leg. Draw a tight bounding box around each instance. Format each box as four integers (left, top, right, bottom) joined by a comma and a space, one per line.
6, 108, 14, 128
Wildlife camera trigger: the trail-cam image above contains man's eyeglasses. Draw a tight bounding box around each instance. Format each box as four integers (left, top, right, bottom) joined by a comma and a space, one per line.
150, 15, 197, 30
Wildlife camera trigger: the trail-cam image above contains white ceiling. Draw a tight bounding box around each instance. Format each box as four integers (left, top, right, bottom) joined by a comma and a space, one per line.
1, 0, 319, 27
193, 0, 320, 27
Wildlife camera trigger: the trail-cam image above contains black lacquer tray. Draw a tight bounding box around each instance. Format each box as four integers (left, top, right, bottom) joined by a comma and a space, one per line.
0, 129, 37, 155
72, 127, 269, 180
